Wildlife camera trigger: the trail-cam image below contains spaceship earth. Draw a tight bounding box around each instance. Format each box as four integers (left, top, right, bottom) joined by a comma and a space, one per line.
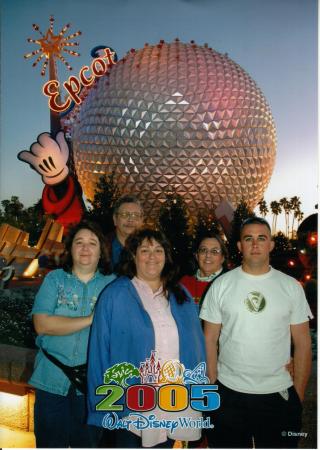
66, 40, 277, 219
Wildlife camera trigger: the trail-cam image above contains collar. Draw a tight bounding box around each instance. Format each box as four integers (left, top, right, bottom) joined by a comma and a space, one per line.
133, 276, 164, 296
195, 267, 223, 282
240, 265, 273, 279
68, 270, 101, 284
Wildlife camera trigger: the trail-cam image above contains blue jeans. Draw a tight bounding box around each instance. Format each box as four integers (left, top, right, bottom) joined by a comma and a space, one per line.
34, 387, 101, 448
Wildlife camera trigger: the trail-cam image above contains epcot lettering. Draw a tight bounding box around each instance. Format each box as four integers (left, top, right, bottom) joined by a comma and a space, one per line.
42, 47, 116, 112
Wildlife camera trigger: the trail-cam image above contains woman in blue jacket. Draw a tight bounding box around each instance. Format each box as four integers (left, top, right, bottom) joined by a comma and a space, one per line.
87, 228, 206, 448
29, 221, 115, 448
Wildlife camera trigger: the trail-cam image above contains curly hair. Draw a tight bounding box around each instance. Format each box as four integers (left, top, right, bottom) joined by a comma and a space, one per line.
61, 220, 111, 274
117, 228, 188, 304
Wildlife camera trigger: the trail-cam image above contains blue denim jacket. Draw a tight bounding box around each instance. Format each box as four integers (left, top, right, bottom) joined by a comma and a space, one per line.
29, 269, 115, 396
87, 276, 206, 425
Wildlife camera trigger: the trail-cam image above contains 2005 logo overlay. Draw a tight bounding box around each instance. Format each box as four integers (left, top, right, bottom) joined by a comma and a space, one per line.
95, 351, 220, 433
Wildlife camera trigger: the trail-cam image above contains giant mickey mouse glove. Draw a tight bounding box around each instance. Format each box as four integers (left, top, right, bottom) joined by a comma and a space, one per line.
18, 131, 84, 233
18, 131, 69, 185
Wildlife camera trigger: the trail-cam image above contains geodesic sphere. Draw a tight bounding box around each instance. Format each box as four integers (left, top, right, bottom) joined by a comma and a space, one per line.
68, 40, 276, 218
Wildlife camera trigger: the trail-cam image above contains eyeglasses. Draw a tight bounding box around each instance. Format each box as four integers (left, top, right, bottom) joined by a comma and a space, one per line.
117, 211, 143, 220
198, 248, 222, 256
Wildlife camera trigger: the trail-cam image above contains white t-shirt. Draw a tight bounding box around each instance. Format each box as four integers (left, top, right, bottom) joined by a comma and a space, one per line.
200, 266, 313, 394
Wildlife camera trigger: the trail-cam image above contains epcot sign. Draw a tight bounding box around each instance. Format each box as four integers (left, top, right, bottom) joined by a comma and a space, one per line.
42, 47, 116, 113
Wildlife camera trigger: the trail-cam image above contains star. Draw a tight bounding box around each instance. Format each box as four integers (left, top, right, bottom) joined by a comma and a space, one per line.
24, 16, 81, 77
38, 30, 64, 57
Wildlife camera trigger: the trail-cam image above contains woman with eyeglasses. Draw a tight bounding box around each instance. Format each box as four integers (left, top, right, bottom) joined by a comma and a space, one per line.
180, 232, 228, 311
178, 233, 228, 448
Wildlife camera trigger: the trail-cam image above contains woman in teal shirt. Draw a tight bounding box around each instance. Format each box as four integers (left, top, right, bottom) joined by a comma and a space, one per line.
29, 220, 115, 448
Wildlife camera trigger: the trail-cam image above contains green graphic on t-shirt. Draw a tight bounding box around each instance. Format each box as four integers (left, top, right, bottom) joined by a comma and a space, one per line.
103, 363, 140, 387
245, 291, 266, 313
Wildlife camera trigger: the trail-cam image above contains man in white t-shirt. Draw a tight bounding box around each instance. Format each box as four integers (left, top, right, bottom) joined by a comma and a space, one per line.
200, 217, 313, 448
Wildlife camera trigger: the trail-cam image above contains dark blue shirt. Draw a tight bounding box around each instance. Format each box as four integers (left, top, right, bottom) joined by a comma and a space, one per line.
111, 236, 123, 270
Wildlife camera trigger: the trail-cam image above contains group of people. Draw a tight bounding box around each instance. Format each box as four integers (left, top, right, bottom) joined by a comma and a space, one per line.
29, 195, 313, 449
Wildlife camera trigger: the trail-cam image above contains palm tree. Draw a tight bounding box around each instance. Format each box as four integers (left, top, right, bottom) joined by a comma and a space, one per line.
290, 196, 302, 238
258, 199, 269, 218
295, 210, 304, 228
270, 200, 282, 234
279, 197, 291, 237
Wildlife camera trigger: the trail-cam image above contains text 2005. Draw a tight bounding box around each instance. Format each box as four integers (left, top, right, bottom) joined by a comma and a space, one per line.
95, 384, 220, 412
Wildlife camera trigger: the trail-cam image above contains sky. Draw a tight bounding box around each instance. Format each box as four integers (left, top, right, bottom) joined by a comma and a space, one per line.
0, 0, 318, 231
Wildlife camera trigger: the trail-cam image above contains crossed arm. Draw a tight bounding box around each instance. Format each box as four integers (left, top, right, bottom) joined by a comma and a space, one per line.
33, 313, 93, 336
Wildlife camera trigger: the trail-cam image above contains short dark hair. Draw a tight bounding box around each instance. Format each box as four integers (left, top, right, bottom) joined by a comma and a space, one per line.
195, 232, 229, 260
113, 195, 143, 215
239, 216, 271, 236
61, 220, 110, 274
117, 228, 188, 304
